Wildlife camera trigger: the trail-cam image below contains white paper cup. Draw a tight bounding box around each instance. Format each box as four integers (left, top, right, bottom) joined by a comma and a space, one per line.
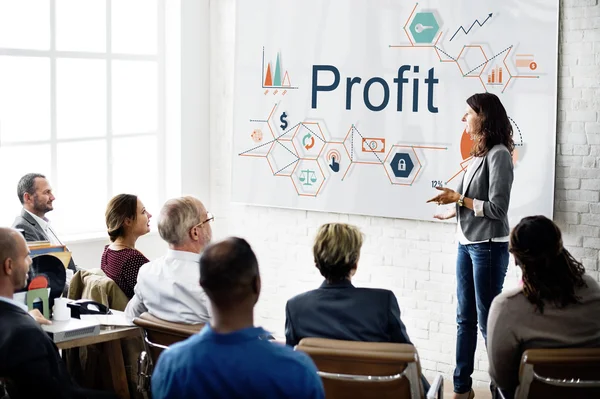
53, 297, 71, 321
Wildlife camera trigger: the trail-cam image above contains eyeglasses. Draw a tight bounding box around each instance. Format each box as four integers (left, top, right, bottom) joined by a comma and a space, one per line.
196, 212, 214, 228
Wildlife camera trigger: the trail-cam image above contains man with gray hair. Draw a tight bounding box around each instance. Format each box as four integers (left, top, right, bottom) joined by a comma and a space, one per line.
125, 196, 213, 324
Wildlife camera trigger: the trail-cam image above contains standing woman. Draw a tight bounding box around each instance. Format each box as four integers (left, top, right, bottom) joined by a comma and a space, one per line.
427, 93, 514, 399
101, 194, 152, 298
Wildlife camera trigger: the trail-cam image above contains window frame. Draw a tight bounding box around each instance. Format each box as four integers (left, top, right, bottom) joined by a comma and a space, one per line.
0, 0, 168, 237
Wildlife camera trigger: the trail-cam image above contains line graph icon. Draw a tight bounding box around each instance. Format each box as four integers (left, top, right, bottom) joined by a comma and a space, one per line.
390, 3, 540, 93
450, 13, 493, 42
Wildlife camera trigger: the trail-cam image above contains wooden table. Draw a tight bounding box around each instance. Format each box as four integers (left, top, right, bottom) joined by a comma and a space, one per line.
58, 326, 141, 399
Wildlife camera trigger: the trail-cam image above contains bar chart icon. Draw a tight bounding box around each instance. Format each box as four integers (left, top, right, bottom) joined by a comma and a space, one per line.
487, 65, 504, 85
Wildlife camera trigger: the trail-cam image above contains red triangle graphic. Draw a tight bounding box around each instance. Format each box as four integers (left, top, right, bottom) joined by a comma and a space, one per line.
264, 63, 273, 87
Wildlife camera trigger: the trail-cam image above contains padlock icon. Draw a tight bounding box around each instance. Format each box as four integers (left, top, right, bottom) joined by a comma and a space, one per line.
399, 159, 406, 171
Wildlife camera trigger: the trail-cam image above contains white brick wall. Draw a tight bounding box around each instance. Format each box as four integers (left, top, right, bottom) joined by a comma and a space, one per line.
208, 0, 600, 387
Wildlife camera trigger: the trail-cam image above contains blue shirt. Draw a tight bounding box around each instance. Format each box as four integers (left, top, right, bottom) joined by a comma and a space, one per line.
151, 325, 325, 399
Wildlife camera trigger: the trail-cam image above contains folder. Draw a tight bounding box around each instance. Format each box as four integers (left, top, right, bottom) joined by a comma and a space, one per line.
28, 244, 72, 270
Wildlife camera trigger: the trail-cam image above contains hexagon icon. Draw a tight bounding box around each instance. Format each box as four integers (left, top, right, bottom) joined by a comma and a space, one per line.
409, 12, 440, 44
291, 159, 326, 197
482, 63, 511, 93
383, 146, 422, 185
390, 153, 414, 178
292, 122, 326, 160
266, 140, 299, 176
456, 45, 488, 77
318, 142, 350, 180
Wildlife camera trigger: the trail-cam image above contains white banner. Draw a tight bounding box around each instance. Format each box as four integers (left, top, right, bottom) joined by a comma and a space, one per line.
232, 0, 559, 224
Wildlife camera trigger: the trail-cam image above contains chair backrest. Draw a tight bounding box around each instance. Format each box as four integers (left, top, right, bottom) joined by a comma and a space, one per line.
67, 268, 129, 311
296, 338, 423, 399
517, 348, 600, 399
133, 312, 204, 364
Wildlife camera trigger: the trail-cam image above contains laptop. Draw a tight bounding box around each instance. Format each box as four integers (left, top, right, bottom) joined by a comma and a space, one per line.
42, 318, 101, 343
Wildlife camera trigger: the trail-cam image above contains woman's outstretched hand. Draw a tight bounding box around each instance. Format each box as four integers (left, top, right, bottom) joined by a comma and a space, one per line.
427, 186, 460, 205
433, 208, 456, 220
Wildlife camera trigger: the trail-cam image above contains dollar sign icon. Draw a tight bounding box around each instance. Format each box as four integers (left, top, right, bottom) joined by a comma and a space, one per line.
280, 112, 288, 130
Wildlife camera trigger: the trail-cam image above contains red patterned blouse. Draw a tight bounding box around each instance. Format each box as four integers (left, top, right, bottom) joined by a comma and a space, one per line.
100, 246, 149, 298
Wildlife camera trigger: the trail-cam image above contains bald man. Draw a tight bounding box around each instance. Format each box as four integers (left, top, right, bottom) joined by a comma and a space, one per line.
151, 238, 324, 399
0, 228, 115, 399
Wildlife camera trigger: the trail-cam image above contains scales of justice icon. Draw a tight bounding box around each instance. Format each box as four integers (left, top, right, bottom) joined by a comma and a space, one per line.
298, 169, 318, 186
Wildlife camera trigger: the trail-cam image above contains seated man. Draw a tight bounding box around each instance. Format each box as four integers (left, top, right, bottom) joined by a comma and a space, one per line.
12, 173, 76, 272
125, 196, 212, 324
151, 237, 324, 399
0, 227, 113, 399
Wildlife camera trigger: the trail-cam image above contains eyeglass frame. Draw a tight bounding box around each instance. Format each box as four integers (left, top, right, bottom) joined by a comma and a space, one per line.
195, 212, 214, 228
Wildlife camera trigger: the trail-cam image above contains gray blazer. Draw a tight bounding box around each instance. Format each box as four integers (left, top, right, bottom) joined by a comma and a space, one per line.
456, 144, 514, 242
12, 209, 76, 271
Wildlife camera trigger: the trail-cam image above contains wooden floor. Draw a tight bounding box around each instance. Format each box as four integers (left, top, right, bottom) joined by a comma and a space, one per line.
442, 381, 492, 399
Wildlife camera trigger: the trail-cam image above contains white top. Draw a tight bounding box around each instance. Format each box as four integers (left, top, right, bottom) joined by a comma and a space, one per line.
457, 157, 510, 245
125, 249, 211, 324
25, 210, 62, 246
0, 295, 28, 312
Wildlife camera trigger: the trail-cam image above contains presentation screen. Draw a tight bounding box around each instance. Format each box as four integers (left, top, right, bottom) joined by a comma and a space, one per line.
232, 0, 559, 223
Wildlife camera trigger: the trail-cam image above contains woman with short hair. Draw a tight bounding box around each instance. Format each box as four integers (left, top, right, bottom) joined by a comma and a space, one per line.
285, 222, 411, 345
487, 215, 600, 398
285, 222, 429, 392
101, 194, 152, 298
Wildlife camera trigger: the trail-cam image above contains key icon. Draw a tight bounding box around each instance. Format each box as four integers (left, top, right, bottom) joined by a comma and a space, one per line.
415, 23, 433, 33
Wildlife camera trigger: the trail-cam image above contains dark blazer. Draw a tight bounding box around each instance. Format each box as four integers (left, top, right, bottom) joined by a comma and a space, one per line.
456, 144, 514, 242
0, 300, 76, 399
285, 280, 430, 393
285, 280, 412, 347
12, 209, 76, 271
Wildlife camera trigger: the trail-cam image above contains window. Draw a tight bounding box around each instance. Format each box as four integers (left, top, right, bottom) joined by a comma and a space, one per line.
0, 0, 179, 237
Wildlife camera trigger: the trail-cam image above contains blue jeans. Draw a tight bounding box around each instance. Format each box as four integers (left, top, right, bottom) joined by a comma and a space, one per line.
453, 241, 509, 394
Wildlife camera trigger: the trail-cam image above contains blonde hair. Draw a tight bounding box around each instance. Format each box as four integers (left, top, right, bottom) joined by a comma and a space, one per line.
313, 223, 364, 282
158, 196, 203, 245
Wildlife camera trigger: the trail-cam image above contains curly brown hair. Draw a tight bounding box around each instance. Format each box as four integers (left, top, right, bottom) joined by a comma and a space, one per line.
467, 93, 515, 157
510, 215, 586, 314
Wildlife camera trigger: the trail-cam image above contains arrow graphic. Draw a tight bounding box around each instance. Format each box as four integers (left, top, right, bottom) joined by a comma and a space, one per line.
450, 13, 493, 42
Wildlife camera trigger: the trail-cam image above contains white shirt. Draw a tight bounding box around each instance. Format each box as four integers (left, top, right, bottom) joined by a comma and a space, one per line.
125, 249, 211, 324
25, 210, 62, 246
457, 157, 510, 245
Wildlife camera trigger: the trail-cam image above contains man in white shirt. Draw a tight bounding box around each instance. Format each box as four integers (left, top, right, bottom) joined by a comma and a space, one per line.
125, 196, 213, 324
12, 173, 76, 272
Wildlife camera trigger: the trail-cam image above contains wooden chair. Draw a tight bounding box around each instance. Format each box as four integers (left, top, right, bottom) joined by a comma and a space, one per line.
499, 348, 600, 398
296, 338, 443, 399
132, 313, 204, 395
517, 348, 600, 398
